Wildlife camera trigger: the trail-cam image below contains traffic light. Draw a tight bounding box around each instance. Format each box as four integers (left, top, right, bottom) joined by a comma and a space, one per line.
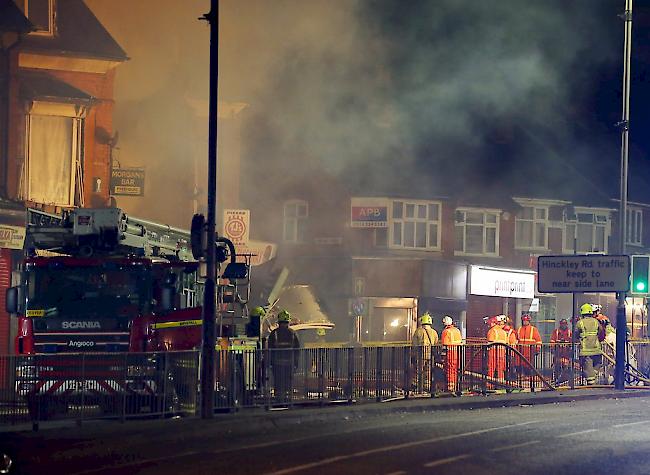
631, 255, 650, 294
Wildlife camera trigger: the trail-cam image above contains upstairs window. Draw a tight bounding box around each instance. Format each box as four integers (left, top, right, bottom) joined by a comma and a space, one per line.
17, 0, 56, 36
626, 208, 643, 246
390, 200, 441, 250
455, 209, 500, 256
515, 206, 548, 250
283, 200, 308, 243
564, 211, 609, 253
25, 102, 84, 207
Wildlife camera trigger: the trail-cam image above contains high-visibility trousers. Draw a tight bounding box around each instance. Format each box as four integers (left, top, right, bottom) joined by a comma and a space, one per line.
488, 347, 506, 381
445, 347, 460, 391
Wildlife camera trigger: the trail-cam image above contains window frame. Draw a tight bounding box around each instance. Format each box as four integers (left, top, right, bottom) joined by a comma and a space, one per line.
626, 207, 643, 246
282, 199, 308, 243
454, 208, 501, 257
388, 199, 442, 251
563, 209, 610, 253
21, 0, 56, 37
25, 103, 84, 207
515, 205, 549, 250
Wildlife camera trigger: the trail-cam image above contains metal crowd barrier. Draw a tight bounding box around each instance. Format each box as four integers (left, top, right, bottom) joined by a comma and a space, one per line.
3, 342, 650, 427
0, 351, 199, 428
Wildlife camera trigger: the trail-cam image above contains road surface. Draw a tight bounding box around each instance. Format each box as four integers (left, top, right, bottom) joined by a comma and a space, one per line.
3, 396, 650, 474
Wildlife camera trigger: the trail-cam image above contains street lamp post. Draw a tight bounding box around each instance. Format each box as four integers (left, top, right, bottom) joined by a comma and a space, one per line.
616, 0, 633, 390
200, 0, 219, 418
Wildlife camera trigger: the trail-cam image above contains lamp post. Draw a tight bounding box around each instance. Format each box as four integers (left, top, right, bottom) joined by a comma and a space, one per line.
616, 0, 633, 390
200, 0, 219, 418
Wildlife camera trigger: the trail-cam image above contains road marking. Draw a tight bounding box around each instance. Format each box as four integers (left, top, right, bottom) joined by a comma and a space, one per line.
423, 454, 471, 468
266, 420, 539, 475
490, 440, 539, 452
557, 429, 597, 438
612, 420, 650, 429
385, 471, 407, 475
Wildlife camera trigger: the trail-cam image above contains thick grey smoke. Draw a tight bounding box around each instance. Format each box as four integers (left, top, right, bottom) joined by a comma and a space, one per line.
85, 0, 621, 226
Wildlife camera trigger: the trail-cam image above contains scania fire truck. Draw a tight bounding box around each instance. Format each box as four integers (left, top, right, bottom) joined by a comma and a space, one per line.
5, 207, 249, 419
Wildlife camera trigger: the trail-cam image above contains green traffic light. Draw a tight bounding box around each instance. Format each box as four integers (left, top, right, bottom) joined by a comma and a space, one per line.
636, 281, 646, 292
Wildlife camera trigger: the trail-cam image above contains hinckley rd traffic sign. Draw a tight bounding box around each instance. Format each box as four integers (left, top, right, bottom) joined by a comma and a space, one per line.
537, 255, 630, 293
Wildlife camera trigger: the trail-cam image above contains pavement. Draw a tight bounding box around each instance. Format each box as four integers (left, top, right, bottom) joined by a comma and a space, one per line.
2, 387, 650, 474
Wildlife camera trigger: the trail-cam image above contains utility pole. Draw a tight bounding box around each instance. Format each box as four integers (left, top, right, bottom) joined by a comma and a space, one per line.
616, 0, 633, 390
200, 0, 219, 418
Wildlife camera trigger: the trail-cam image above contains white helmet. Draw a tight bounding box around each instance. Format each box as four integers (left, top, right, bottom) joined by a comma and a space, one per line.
592, 304, 602, 313
442, 315, 453, 326
496, 314, 507, 323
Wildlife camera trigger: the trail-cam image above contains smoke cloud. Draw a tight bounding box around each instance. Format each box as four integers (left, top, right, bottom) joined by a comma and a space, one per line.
85, 0, 622, 226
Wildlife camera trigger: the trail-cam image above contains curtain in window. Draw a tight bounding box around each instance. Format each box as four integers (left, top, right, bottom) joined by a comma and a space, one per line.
28, 115, 73, 205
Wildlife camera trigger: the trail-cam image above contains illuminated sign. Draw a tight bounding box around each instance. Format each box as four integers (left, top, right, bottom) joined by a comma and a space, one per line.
537, 255, 630, 293
470, 266, 535, 299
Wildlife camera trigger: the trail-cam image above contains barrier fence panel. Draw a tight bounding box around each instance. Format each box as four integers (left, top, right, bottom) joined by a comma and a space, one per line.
1, 351, 199, 427
4, 342, 650, 426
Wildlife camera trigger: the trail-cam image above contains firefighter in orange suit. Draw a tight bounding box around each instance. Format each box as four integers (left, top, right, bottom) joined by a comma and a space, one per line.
486, 315, 509, 383
441, 316, 462, 393
550, 318, 572, 382
516, 314, 542, 375
503, 317, 518, 382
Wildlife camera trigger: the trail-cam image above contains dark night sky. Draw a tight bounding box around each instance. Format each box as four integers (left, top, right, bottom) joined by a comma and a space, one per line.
243, 0, 650, 207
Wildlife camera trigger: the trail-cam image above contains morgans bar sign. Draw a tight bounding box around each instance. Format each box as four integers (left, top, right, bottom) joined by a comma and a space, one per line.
110, 168, 145, 196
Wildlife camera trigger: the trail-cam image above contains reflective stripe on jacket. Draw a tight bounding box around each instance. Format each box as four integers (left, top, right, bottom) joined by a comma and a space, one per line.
575, 317, 602, 356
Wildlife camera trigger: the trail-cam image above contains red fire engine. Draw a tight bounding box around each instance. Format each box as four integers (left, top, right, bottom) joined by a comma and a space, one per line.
5, 207, 250, 418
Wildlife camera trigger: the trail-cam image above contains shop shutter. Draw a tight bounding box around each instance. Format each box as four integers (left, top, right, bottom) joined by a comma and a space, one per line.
466, 295, 503, 339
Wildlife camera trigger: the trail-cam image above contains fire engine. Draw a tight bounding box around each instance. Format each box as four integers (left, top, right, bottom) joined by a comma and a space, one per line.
5, 207, 250, 418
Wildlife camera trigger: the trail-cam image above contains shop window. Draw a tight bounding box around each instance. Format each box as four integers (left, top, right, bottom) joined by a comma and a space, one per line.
626, 208, 643, 246
390, 200, 441, 250
455, 209, 500, 256
564, 211, 609, 253
17, 0, 56, 36
25, 102, 84, 207
283, 200, 308, 243
515, 206, 548, 249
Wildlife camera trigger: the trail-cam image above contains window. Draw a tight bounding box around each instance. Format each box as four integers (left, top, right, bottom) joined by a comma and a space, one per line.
515, 206, 548, 249
455, 209, 500, 256
564, 211, 609, 253
626, 208, 643, 246
389, 200, 441, 250
283, 200, 308, 243
17, 0, 56, 36
26, 102, 84, 207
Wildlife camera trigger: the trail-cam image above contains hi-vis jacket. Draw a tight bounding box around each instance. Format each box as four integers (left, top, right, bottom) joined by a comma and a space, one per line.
575, 317, 602, 356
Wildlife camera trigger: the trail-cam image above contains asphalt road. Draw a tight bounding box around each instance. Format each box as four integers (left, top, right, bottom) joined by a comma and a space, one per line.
4, 397, 650, 475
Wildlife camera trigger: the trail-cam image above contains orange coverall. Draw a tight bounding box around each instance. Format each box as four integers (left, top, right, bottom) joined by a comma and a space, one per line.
486, 325, 508, 381
441, 325, 462, 391
516, 325, 542, 366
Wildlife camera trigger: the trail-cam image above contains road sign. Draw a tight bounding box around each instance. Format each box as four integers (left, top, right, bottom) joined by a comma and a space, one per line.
537, 255, 630, 293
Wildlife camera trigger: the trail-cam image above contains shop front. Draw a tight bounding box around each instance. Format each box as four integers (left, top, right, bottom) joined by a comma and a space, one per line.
466, 265, 536, 339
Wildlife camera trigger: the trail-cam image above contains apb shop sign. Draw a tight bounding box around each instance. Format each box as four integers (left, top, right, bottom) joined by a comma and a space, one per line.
351, 197, 388, 228
110, 168, 145, 196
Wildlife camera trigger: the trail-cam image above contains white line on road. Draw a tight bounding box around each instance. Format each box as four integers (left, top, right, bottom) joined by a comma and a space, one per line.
423, 454, 471, 468
557, 429, 597, 438
266, 420, 539, 475
385, 471, 407, 475
490, 440, 539, 452
612, 420, 650, 429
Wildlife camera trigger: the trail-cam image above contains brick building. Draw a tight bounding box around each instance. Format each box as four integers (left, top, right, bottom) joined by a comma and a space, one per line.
0, 0, 126, 356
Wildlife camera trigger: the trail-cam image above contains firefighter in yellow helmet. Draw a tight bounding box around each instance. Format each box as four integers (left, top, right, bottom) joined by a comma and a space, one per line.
267, 310, 301, 402
575, 303, 602, 385
411, 312, 439, 393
